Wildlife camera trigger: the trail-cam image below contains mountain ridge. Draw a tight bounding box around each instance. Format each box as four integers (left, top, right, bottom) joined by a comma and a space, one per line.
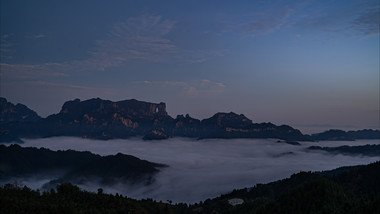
1, 97, 379, 142
0, 98, 41, 124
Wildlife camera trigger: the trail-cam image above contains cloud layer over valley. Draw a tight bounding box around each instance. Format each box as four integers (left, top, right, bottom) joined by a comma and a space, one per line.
2, 137, 378, 203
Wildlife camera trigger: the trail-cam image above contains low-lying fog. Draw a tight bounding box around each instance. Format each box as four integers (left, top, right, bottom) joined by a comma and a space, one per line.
3, 137, 380, 203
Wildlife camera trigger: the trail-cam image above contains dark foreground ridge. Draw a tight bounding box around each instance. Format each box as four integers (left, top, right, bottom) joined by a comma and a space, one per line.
0, 144, 165, 187
1, 161, 379, 214
1, 97, 379, 142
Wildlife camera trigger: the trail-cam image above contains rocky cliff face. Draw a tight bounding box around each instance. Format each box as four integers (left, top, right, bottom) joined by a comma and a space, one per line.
199, 112, 252, 139
172, 114, 201, 137
201, 112, 252, 128
43, 98, 173, 139
0, 98, 41, 124
0, 97, 314, 141
198, 113, 309, 141
4, 97, 376, 142
50, 98, 167, 125
58, 98, 167, 119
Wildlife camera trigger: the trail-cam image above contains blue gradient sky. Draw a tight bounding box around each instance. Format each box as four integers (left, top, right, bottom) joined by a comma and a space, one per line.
1, 0, 379, 133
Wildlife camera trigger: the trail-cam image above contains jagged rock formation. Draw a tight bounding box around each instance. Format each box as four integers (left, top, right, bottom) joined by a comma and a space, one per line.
1, 97, 378, 142
172, 114, 201, 138
197, 112, 309, 140
143, 129, 170, 140
0, 98, 41, 124
41, 98, 173, 139
0, 98, 42, 143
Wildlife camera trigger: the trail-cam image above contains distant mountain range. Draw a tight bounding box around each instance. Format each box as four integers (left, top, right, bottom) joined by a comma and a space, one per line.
0, 97, 379, 142
307, 144, 380, 157
311, 129, 380, 141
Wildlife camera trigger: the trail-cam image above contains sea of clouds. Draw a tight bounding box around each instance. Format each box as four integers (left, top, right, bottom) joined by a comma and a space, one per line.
2, 137, 380, 203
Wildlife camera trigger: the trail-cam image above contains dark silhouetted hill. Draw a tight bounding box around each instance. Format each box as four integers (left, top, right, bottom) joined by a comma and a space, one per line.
348, 129, 380, 139
190, 161, 380, 214
312, 129, 380, 141
0, 144, 165, 186
307, 144, 380, 157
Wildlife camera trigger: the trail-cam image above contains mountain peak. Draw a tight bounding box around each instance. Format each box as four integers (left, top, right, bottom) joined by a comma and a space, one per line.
0, 97, 41, 124
202, 112, 253, 128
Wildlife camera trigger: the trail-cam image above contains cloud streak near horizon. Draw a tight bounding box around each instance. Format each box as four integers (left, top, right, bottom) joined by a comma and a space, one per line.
136, 79, 226, 97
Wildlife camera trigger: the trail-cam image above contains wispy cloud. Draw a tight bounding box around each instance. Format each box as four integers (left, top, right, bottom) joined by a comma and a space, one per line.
237, 0, 379, 38
33, 34, 46, 39
349, 2, 379, 35
92, 14, 177, 64
86, 14, 224, 66
0, 63, 68, 80
0, 34, 14, 60
62, 14, 178, 71
1, 14, 225, 81
138, 79, 226, 97
1, 14, 176, 79
299, 0, 379, 37
239, 6, 294, 36
5, 80, 118, 99
177, 49, 227, 63
26, 81, 101, 90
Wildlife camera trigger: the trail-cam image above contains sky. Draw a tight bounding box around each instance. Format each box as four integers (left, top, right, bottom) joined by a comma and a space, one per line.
1, 0, 379, 133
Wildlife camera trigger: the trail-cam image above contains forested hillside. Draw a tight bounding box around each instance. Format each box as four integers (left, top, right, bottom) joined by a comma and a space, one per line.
1, 161, 379, 214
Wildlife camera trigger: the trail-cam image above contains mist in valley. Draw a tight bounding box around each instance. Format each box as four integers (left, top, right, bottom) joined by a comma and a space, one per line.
2, 137, 379, 203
